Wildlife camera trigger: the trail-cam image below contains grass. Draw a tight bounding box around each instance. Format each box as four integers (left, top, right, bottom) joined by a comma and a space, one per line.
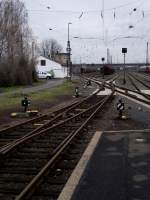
0, 80, 46, 93
0, 85, 23, 93
0, 81, 75, 111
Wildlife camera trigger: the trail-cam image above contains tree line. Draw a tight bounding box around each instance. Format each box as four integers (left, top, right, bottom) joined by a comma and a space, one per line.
0, 0, 63, 87
40, 39, 62, 61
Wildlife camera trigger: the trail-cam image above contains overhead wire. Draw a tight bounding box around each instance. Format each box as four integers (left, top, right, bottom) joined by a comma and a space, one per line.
28, 0, 150, 63
27, 0, 145, 14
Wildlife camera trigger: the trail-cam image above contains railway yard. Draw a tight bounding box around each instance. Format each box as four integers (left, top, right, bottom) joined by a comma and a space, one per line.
0, 71, 149, 200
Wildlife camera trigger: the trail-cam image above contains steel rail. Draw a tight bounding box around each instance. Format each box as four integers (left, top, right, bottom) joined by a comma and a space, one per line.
0, 100, 80, 151
15, 91, 114, 200
0, 92, 104, 155
0, 100, 80, 134
89, 77, 150, 105
114, 88, 150, 104
127, 74, 140, 92
126, 73, 150, 100
0, 97, 106, 155
134, 72, 150, 82
108, 81, 150, 101
128, 72, 150, 90
83, 73, 119, 83
83, 73, 119, 84
0, 83, 102, 154
106, 74, 120, 83
83, 74, 149, 105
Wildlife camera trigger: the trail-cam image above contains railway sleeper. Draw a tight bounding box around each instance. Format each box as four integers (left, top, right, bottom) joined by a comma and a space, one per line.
0, 139, 14, 143
15, 152, 50, 160
2, 160, 46, 168
31, 195, 58, 200
57, 160, 77, 169
30, 139, 54, 144
34, 132, 68, 139
14, 128, 34, 132
33, 184, 64, 196
0, 165, 40, 172
61, 153, 80, 160
0, 182, 25, 194
0, 193, 16, 200
18, 147, 53, 153
31, 139, 64, 145
32, 171, 73, 198
0, 142, 12, 148
0, 132, 24, 137
66, 149, 83, 154
22, 144, 55, 150
11, 152, 49, 159
66, 122, 84, 126
0, 170, 39, 177
0, 173, 33, 182
24, 143, 57, 149
46, 176, 69, 185
0, 135, 23, 140
26, 142, 53, 148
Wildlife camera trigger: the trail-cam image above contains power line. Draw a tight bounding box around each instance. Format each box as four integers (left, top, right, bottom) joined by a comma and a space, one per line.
27, 0, 146, 14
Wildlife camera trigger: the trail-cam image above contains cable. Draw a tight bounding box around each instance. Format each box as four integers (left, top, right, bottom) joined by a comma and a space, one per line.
27, 0, 145, 14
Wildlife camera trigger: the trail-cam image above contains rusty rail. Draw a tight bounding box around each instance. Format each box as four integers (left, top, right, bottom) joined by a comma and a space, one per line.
15, 91, 114, 200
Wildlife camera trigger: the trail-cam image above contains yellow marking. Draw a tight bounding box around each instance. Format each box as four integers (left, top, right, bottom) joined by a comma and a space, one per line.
34, 124, 44, 126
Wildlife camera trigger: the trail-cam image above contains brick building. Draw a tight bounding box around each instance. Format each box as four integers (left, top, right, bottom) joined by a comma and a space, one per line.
55, 53, 69, 66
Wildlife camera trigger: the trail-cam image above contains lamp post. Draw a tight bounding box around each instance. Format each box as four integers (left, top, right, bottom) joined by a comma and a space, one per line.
66, 22, 72, 80
122, 48, 127, 84
48, 28, 54, 60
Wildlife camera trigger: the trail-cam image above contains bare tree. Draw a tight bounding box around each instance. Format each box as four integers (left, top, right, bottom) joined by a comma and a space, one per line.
0, 0, 37, 86
40, 39, 62, 60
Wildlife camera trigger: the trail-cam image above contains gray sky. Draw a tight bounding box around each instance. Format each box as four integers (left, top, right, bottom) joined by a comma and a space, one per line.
24, 0, 150, 63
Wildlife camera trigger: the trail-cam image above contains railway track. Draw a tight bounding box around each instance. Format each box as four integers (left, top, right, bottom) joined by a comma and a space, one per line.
0, 100, 80, 151
0, 84, 103, 154
127, 73, 150, 100
0, 87, 114, 199
88, 76, 150, 105
85, 72, 118, 82
135, 72, 150, 82
128, 73, 150, 89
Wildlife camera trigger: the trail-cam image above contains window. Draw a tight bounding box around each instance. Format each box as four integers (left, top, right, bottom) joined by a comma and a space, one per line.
41, 60, 46, 66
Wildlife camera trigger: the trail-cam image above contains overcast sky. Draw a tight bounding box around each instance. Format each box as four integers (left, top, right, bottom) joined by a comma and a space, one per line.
24, 0, 150, 63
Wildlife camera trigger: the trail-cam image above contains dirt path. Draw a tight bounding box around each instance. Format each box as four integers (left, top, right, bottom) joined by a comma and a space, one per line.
0, 79, 64, 97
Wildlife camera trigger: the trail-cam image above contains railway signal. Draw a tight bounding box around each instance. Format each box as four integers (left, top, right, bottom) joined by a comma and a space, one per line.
101, 57, 105, 63
75, 87, 79, 97
122, 48, 127, 84
101, 57, 105, 78
117, 99, 125, 119
21, 96, 30, 112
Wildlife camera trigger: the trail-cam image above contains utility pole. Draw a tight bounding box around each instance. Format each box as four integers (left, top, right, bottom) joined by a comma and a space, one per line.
102, 0, 105, 40
66, 22, 72, 81
32, 41, 35, 59
107, 48, 110, 64
122, 48, 127, 85
146, 42, 149, 66
110, 55, 112, 64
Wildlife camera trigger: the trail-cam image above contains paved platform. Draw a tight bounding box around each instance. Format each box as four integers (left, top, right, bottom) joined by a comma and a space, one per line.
58, 129, 150, 200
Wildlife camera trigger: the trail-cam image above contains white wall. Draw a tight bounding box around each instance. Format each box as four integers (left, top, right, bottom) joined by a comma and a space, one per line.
36, 56, 67, 78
